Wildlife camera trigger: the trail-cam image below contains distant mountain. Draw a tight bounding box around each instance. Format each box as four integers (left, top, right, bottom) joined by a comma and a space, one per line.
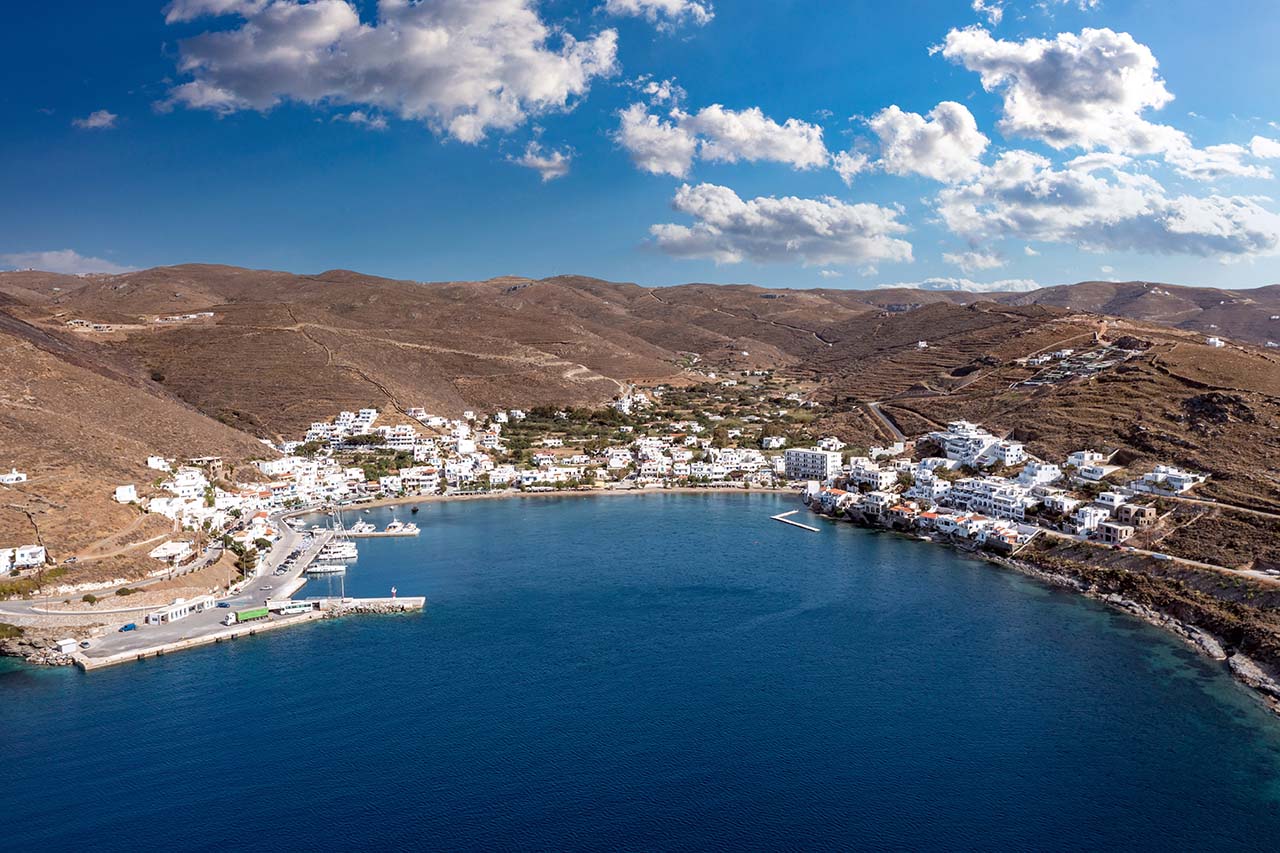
1006, 280, 1280, 345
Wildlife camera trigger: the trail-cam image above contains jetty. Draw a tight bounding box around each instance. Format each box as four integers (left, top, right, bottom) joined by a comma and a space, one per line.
73, 596, 425, 671
772, 510, 821, 532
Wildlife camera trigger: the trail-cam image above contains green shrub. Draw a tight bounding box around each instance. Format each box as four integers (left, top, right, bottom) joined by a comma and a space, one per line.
82, 594, 99, 604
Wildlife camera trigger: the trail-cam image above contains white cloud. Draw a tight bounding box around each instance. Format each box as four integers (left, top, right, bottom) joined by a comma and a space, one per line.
1251, 136, 1280, 159
940, 26, 1180, 154
650, 183, 913, 267
819, 269, 843, 278
72, 110, 118, 130
869, 101, 989, 182
616, 102, 829, 176
0, 249, 135, 275
971, 0, 1003, 25
640, 77, 685, 106
943, 248, 1006, 272
603, 0, 713, 29
877, 276, 1041, 293
1099, 264, 1114, 273
333, 110, 387, 130
509, 141, 573, 181
680, 104, 829, 169
833, 150, 870, 186
163, 1, 267, 23
939, 26, 1272, 182
1163, 142, 1271, 181
164, 0, 618, 144
936, 149, 1280, 258
615, 103, 698, 177
1023, 245, 1040, 256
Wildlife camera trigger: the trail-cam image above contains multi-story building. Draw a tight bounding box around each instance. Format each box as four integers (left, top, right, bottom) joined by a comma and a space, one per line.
784, 448, 844, 482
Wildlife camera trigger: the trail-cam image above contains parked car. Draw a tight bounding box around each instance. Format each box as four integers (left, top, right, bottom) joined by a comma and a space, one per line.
63, 557, 78, 565
216, 602, 230, 608
260, 585, 273, 591
119, 623, 137, 632
79, 640, 91, 649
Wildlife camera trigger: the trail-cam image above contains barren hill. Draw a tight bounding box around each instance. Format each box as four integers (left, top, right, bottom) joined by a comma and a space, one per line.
0, 263, 1277, 573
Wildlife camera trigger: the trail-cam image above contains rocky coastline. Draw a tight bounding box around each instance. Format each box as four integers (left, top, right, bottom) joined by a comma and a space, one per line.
985, 552, 1280, 714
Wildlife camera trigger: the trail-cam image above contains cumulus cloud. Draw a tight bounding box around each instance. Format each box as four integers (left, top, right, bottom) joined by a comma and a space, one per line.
72, 110, 118, 130
940, 26, 1180, 154
943, 248, 1006, 272
615, 103, 698, 177
603, 0, 713, 29
0, 249, 135, 275
509, 141, 573, 181
936, 150, 1280, 258
833, 150, 870, 186
649, 183, 913, 267
819, 269, 843, 278
163, 0, 618, 144
939, 26, 1272, 182
1252, 136, 1280, 159
869, 101, 989, 182
878, 277, 1041, 293
616, 102, 829, 176
680, 104, 829, 169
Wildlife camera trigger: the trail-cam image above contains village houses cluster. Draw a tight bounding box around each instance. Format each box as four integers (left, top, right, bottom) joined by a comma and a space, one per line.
83, 402, 809, 571
803, 420, 1206, 554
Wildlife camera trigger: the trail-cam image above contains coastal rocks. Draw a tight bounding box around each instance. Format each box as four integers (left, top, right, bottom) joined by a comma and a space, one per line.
330, 601, 422, 616
1228, 654, 1280, 703
25, 648, 76, 667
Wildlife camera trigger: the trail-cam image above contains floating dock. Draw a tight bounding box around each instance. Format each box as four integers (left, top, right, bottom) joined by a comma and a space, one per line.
772, 510, 821, 532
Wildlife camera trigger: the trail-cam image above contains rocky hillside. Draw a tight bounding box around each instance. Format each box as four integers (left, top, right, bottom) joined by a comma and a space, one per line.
0, 264, 1276, 577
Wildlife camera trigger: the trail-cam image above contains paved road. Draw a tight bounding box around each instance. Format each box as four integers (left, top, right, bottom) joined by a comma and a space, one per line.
75, 515, 330, 658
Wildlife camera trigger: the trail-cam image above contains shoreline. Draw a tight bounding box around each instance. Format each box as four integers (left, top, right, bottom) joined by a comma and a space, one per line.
802, 504, 1280, 718
11, 488, 1280, 718
290, 484, 790, 518
984, 551, 1280, 716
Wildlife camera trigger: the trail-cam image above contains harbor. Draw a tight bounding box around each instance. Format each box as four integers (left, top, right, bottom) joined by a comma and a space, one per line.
67, 510, 424, 672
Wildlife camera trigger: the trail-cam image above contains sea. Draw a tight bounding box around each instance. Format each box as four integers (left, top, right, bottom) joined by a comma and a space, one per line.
3, 491, 1279, 851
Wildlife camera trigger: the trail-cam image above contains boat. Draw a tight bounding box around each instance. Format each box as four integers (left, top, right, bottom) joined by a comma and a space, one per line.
410, 506, 419, 514
349, 520, 376, 535
383, 521, 420, 536
318, 539, 359, 562
305, 563, 347, 575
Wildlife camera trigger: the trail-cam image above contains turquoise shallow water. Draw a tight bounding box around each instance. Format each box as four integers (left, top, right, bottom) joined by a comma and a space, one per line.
3, 491, 1280, 851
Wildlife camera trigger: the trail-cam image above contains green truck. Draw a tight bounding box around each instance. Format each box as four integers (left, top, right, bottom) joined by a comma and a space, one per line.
222, 606, 269, 626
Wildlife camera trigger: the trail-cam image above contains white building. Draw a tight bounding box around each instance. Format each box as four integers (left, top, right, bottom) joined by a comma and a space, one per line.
762, 435, 787, 450
1206, 336, 1225, 348
146, 594, 215, 625
114, 484, 138, 504
148, 540, 193, 564
784, 448, 844, 482
1018, 461, 1062, 487
0, 468, 27, 484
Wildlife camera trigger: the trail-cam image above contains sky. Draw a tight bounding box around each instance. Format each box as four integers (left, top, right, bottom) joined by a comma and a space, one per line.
3, 0, 1280, 291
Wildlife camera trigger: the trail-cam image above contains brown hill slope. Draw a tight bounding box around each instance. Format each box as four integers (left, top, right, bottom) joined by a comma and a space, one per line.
0, 312, 271, 568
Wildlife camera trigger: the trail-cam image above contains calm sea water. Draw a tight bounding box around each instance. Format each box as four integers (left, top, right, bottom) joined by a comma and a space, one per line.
3, 492, 1280, 851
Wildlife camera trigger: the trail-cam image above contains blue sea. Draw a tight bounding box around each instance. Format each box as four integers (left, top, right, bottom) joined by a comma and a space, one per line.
3, 492, 1280, 851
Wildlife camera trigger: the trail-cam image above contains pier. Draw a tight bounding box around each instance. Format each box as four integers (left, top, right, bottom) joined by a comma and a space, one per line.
772, 510, 821, 532
73, 596, 425, 671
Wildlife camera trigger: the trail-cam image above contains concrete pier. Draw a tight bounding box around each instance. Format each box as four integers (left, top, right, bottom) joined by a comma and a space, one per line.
73, 596, 425, 672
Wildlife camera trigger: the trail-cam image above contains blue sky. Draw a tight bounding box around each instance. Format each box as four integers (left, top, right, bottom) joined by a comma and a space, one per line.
3, 0, 1280, 291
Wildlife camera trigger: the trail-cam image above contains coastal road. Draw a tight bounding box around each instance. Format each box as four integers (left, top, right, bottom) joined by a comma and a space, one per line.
866, 401, 907, 442
77, 518, 330, 659
1038, 529, 1280, 585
